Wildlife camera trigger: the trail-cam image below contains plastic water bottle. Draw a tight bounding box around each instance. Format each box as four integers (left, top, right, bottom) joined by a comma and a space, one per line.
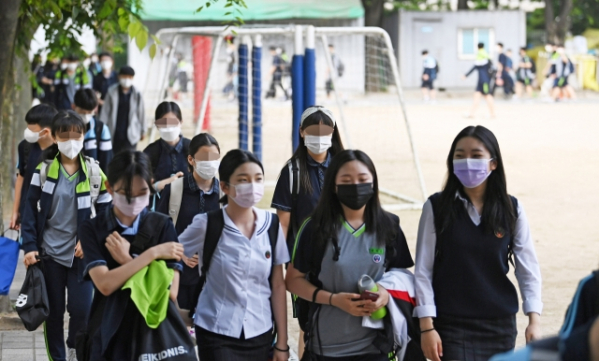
357, 274, 387, 320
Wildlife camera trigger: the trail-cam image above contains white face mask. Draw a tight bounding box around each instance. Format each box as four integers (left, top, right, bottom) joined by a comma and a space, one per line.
61, 63, 68, 70
57, 139, 84, 160
304, 135, 332, 155
230, 182, 264, 208
195, 160, 220, 180
24, 128, 42, 143
83, 59, 91, 68
545, 45, 553, 53
119, 78, 133, 88
67, 63, 78, 71
82, 113, 93, 125
158, 126, 180, 142
101, 60, 113, 70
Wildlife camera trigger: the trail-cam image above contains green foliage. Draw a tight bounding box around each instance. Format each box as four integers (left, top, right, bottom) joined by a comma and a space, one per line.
571, 0, 599, 35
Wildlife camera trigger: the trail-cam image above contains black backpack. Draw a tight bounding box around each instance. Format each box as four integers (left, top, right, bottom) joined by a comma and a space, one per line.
15, 263, 50, 331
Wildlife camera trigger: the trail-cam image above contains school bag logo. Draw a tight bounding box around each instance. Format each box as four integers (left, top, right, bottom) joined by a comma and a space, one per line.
15, 294, 28, 308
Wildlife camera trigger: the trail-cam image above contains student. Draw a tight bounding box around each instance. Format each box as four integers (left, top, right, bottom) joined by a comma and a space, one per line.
266, 46, 289, 100
156, 133, 221, 311
20, 110, 112, 361
421, 50, 438, 101
73, 88, 113, 173
414, 125, 543, 361
493, 43, 514, 98
178, 149, 289, 361
286, 149, 415, 361
54, 55, 93, 110
325, 44, 344, 99
38, 57, 60, 104
463, 43, 496, 118
78, 150, 184, 360
92, 52, 118, 109
515, 47, 535, 98
271, 105, 344, 355
550, 45, 576, 102
99, 65, 145, 155
10, 104, 58, 231
143, 101, 190, 193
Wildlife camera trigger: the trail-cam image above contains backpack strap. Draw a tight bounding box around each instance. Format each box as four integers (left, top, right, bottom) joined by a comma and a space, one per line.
130, 212, 170, 255
286, 158, 300, 252
84, 156, 102, 219
168, 177, 184, 227
267, 213, 280, 288
594, 270, 599, 312
39, 160, 53, 189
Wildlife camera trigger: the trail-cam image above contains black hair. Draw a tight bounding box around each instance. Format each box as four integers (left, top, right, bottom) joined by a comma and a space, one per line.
310, 149, 396, 264
478, 43, 485, 49
497, 42, 504, 48
74, 89, 98, 111
25, 104, 58, 128
269, 46, 277, 51
520, 47, 527, 52
66, 54, 79, 62
436, 125, 516, 236
218, 149, 264, 204
328, 44, 335, 48
99, 52, 113, 60
422, 50, 429, 55
187, 133, 220, 172
42, 110, 86, 160
107, 150, 155, 201
288, 108, 344, 194
155, 101, 183, 121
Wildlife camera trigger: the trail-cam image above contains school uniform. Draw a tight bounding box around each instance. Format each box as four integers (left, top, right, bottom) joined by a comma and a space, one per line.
271, 153, 331, 244
156, 173, 220, 309
99, 84, 145, 154
16, 141, 44, 216
143, 135, 191, 185
79, 207, 183, 361
516, 56, 535, 86
550, 58, 574, 88
53, 69, 92, 110
465, 49, 492, 95
178, 207, 289, 361
422, 56, 437, 90
83, 116, 113, 173
21, 154, 111, 361
293, 215, 414, 359
92, 71, 118, 102
495, 53, 514, 95
414, 192, 543, 361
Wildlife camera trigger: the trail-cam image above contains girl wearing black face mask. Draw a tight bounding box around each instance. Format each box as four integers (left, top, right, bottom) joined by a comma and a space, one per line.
286, 150, 415, 361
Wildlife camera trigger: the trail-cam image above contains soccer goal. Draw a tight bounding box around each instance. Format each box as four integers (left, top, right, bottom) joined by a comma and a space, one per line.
143, 25, 428, 210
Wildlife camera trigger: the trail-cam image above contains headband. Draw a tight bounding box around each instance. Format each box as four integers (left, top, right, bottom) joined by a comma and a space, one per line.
300, 106, 336, 127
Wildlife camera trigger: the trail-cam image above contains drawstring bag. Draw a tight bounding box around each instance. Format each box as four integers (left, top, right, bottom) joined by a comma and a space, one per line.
15, 263, 50, 331
0, 229, 20, 295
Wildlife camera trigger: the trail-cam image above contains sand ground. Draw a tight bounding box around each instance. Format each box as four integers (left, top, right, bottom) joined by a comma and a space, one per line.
144, 88, 599, 353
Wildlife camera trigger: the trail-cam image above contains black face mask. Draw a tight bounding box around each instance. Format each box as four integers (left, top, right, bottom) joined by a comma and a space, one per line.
336, 183, 374, 210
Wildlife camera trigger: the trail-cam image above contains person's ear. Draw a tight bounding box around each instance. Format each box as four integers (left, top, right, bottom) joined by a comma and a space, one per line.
490, 159, 498, 171
188, 155, 195, 167
300, 128, 305, 138
105, 180, 113, 195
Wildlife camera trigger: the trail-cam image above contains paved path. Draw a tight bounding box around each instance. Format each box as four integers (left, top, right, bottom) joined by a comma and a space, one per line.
0, 331, 50, 360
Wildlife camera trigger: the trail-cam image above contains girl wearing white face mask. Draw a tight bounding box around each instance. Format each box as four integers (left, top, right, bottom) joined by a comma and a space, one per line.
271, 105, 344, 357
21, 110, 112, 361
179, 149, 290, 361
156, 133, 221, 313
78, 150, 188, 360
143, 101, 191, 194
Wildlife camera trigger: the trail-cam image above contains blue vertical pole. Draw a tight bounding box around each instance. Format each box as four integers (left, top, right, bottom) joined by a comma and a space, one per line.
291, 26, 304, 153
303, 25, 316, 110
252, 36, 262, 161
238, 38, 249, 150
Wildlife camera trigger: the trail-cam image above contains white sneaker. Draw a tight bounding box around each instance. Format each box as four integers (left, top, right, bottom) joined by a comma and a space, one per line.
67, 348, 78, 361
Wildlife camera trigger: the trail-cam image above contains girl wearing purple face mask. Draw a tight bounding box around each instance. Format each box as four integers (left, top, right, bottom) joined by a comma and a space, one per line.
78, 150, 188, 360
414, 125, 543, 361
179, 149, 290, 361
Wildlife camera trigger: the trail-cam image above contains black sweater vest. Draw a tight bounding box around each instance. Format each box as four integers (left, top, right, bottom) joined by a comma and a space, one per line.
430, 193, 519, 319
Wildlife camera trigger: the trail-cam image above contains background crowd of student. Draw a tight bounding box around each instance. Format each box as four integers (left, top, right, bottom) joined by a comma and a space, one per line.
9, 88, 598, 361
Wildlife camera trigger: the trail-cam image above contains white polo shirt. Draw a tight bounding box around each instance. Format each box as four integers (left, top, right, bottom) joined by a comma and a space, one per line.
178, 206, 289, 338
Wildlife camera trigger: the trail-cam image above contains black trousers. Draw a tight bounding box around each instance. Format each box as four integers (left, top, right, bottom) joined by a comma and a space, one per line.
195, 326, 272, 361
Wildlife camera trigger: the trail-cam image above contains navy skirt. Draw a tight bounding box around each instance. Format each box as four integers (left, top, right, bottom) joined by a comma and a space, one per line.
434, 314, 517, 361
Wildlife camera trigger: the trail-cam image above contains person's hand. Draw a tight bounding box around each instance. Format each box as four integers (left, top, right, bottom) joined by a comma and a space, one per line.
97, 98, 104, 106
364, 285, 390, 313
330, 293, 372, 317
74, 241, 84, 259
272, 347, 289, 361
525, 313, 542, 344
496, 77, 504, 86
423, 74, 429, 81
9, 212, 20, 230
140, 134, 146, 141
105, 231, 132, 265
421, 329, 443, 361
23, 251, 39, 268
182, 254, 199, 268
161, 172, 185, 189
152, 242, 184, 261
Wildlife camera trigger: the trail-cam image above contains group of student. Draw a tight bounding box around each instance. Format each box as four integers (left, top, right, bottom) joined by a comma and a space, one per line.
9, 99, 597, 361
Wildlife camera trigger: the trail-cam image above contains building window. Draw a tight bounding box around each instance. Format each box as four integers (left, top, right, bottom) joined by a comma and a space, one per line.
458, 28, 494, 59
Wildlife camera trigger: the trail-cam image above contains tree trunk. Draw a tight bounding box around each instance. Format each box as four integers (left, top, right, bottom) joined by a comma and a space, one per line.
544, 0, 572, 44
0, 0, 22, 236
362, 0, 387, 92
457, 0, 469, 10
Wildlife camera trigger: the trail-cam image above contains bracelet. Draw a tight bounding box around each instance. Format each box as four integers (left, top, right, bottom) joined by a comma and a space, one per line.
273, 344, 290, 352
312, 288, 322, 303
421, 328, 435, 334
329, 292, 335, 306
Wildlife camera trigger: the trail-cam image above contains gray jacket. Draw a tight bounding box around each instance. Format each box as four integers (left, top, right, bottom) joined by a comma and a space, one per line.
99, 84, 146, 146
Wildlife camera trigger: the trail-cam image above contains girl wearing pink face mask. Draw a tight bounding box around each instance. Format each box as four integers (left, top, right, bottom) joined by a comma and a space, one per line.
179, 149, 290, 361
78, 150, 189, 360
414, 125, 543, 361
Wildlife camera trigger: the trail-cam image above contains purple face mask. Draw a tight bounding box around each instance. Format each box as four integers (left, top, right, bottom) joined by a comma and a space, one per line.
453, 158, 493, 188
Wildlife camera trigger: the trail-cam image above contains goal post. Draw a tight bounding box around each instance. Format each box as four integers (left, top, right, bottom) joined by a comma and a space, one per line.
144, 25, 428, 210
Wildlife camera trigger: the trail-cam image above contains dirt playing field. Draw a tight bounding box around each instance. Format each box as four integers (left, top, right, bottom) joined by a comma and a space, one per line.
145, 88, 599, 353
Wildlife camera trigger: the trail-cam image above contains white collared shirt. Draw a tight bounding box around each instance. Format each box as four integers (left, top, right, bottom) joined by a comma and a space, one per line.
178, 206, 289, 338
414, 193, 543, 318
